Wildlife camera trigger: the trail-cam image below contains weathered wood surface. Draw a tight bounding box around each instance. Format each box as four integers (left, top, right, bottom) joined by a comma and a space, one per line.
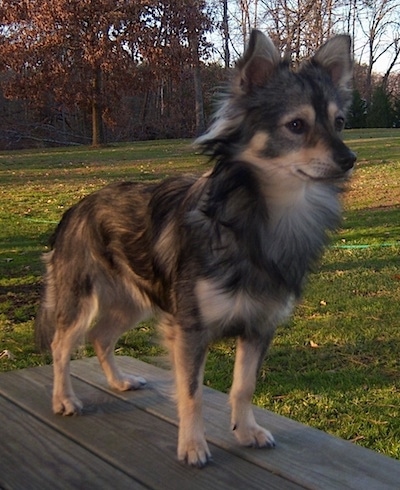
0, 356, 399, 490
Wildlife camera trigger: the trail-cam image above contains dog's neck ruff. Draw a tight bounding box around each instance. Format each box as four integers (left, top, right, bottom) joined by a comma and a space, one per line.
264, 178, 341, 294
200, 159, 341, 298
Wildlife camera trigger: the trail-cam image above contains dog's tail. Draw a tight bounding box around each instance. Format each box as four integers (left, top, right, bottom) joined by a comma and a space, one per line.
35, 251, 56, 352
35, 303, 55, 352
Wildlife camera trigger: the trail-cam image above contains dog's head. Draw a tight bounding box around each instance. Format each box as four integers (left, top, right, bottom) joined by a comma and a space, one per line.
197, 30, 356, 183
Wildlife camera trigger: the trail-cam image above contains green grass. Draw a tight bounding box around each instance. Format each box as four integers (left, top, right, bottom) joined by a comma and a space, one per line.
1, 130, 399, 459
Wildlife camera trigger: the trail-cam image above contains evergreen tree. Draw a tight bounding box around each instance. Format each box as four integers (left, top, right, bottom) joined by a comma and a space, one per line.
348, 89, 367, 128
366, 85, 394, 128
392, 97, 400, 128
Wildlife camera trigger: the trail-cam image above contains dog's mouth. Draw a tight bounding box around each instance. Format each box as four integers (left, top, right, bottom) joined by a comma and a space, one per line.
294, 167, 352, 182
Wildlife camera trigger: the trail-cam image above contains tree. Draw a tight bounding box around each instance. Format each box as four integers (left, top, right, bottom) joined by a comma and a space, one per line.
250, 0, 339, 60
356, 0, 400, 102
366, 84, 394, 127
173, 0, 213, 135
0, 0, 151, 146
348, 89, 367, 128
0, 0, 214, 145
221, 0, 231, 68
393, 96, 400, 127
137, 1, 213, 136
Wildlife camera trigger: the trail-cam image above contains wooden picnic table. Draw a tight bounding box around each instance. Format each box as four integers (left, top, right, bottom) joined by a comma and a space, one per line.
0, 356, 399, 489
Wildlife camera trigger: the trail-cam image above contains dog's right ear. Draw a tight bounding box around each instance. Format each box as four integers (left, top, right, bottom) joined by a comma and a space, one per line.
312, 35, 353, 90
237, 30, 280, 91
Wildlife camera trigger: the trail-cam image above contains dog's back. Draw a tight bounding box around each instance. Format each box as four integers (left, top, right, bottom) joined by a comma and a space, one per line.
35, 178, 195, 350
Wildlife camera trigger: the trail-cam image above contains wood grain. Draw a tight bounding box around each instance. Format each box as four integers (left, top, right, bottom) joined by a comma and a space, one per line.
0, 361, 301, 490
0, 356, 399, 489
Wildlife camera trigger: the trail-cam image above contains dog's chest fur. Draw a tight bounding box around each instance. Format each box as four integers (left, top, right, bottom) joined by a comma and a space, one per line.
151, 160, 341, 333
195, 277, 295, 337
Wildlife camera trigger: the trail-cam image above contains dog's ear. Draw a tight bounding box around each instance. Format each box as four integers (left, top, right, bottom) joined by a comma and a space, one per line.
312, 35, 353, 91
237, 30, 280, 91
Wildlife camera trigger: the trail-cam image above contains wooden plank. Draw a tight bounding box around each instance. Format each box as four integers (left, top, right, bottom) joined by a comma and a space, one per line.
0, 366, 303, 490
0, 394, 144, 490
70, 356, 400, 490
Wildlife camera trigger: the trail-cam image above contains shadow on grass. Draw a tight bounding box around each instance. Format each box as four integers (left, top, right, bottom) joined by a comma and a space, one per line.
0, 281, 42, 324
263, 340, 399, 394
320, 254, 400, 274
205, 336, 399, 398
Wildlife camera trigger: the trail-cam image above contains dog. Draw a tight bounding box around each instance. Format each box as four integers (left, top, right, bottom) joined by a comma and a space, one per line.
35, 30, 356, 468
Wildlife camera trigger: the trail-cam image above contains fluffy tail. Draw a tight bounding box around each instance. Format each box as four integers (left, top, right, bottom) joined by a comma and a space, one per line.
34, 251, 56, 352
34, 302, 55, 352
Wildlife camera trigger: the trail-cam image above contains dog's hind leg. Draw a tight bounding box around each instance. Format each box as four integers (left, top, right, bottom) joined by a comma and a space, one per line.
230, 335, 276, 449
88, 307, 147, 392
51, 299, 98, 415
164, 322, 211, 468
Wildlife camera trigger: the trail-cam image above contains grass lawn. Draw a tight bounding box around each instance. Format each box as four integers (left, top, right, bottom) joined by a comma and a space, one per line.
1, 130, 399, 459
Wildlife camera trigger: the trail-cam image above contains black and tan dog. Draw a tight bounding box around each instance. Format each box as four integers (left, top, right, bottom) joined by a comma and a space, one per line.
36, 30, 356, 467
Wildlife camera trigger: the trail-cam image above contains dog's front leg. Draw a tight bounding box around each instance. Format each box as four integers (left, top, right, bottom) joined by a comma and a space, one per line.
168, 327, 211, 467
230, 334, 276, 448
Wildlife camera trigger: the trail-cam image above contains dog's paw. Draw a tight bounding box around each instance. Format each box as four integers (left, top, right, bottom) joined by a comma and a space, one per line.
178, 437, 212, 468
110, 374, 147, 392
233, 422, 276, 449
53, 395, 83, 416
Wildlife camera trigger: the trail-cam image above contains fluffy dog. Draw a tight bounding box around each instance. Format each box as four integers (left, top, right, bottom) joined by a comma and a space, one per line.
35, 30, 356, 467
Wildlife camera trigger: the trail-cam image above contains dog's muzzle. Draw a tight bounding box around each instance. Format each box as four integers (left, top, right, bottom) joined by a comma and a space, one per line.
335, 146, 357, 172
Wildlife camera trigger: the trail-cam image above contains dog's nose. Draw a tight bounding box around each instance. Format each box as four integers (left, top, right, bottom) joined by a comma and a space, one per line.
336, 148, 357, 171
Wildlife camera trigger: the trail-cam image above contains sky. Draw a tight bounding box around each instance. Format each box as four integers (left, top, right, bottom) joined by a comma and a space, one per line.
209, 0, 399, 76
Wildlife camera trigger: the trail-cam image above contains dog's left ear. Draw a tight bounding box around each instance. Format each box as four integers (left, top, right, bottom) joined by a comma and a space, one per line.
237, 30, 281, 91
312, 35, 353, 91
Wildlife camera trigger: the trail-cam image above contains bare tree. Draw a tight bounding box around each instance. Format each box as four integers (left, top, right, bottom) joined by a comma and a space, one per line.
221, 0, 261, 56
144, 0, 213, 136
382, 36, 400, 90
356, 0, 400, 101
222, 0, 231, 67
258, 0, 341, 60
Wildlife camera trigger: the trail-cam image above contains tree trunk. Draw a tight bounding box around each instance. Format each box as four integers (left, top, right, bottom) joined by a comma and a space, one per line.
366, 39, 374, 104
193, 63, 205, 136
222, 0, 230, 68
91, 67, 104, 146
189, 32, 205, 136
382, 39, 400, 91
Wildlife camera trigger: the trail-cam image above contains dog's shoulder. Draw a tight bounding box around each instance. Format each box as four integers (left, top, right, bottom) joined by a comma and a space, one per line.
152, 175, 197, 195
150, 175, 197, 212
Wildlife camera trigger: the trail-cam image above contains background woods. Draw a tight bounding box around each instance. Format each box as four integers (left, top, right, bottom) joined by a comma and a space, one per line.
0, 0, 399, 149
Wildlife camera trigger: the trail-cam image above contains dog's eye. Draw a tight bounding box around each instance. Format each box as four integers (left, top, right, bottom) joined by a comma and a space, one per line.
335, 116, 345, 132
286, 119, 307, 135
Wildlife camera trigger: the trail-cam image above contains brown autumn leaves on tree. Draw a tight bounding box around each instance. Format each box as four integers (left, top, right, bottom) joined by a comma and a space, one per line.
0, 0, 212, 146
2, 1, 399, 146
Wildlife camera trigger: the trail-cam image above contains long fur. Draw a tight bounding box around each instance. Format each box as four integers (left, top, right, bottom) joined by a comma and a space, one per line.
35, 30, 356, 467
